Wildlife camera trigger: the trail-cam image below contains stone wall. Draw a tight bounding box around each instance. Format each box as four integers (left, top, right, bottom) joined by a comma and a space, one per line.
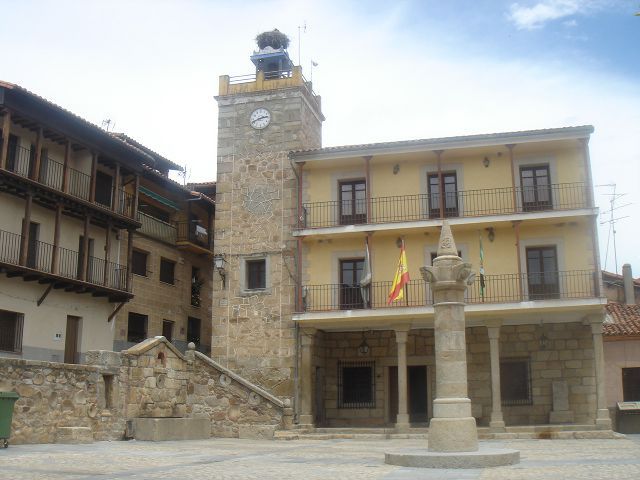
318, 322, 597, 427
1, 337, 285, 444
0, 358, 124, 444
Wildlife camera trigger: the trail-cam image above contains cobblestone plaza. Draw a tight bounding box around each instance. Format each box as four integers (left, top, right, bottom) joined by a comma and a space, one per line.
1, 436, 639, 479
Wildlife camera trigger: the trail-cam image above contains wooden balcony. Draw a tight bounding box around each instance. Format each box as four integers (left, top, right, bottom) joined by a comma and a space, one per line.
299, 270, 599, 313
0, 229, 131, 302
0, 144, 138, 229
299, 183, 589, 230
137, 212, 212, 255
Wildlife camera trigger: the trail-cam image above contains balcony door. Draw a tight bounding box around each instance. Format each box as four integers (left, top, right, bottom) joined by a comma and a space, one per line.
520, 165, 552, 212
77, 236, 95, 280
340, 258, 365, 309
95, 171, 113, 208
25, 222, 40, 269
339, 180, 367, 225
526, 246, 559, 300
427, 172, 458, 218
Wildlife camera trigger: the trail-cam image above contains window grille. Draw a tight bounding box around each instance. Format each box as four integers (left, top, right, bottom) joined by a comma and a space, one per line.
500, 358, 532, 406
338, 360, 375, 408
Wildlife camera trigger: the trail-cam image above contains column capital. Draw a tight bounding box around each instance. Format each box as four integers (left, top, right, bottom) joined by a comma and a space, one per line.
394, 327, 410, 343
300, 328, 317, 346
485, 318, 503, 329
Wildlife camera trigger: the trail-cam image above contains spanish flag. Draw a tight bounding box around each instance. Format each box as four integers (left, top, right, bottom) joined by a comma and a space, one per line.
387, 240, 410, 304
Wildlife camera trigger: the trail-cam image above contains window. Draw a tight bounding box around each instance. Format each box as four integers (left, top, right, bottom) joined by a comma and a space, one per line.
127, 312, 147, 343
427, 172, 458, 218
622, 368, 640, 401
246, 259, 266, 290
162, 320, 174, 342
0, 310, 24, 353
526, 246, 559, 300
520, 165, 552, 211
339, 180, 367, 225
131, 250, 148, 277
340, 259, 365, 309
187, 316, 201, 345
338, 361, 375, 408
500, 358, 532, 406
159, 258, 175, 285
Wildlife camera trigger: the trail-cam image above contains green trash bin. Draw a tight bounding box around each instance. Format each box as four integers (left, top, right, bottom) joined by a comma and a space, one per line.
0, 391, 19, 448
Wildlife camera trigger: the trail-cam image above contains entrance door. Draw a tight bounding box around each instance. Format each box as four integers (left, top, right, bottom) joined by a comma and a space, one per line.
388, 365, 428, 425
526, 246, 559, 300
339, 180, 367, 225
64, 316, 81, 364
339, 259, 365, 309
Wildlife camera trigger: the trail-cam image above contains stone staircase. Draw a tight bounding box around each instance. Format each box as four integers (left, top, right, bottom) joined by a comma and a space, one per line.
274, 425, 622, 441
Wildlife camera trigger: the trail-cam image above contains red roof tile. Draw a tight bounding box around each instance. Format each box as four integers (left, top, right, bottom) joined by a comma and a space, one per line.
604, 303, 640, 337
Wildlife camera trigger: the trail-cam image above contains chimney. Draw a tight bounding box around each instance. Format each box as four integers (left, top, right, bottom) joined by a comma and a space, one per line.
622, 263, 635, 305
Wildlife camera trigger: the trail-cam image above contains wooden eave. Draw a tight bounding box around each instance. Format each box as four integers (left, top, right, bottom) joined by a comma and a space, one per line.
0, 263, 133, 303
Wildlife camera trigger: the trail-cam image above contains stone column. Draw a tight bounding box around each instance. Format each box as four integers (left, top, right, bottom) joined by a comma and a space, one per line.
421, 221, 478, 452
486, 320, 505, 432
298, 327, 316, 428
589, 317, 612, 428
395, 328, 410, 431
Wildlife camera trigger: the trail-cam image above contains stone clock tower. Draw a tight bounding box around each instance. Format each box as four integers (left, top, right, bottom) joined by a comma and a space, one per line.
212, 35, 324, 405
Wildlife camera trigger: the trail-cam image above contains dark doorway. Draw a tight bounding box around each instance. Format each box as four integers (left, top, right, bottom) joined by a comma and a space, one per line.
95, 171, 113, 207
162, 320, 174, 342
526, 246, 559, 300
408, 366, 428, 423
388, 365, 429, 424
26, 222, 40, 269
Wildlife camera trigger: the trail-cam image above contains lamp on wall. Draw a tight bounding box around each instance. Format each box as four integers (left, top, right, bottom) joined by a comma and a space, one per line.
358, 331, 370, 356
213, 254, 227, 288
483, 156, 490, 168
486, 227, 495, 242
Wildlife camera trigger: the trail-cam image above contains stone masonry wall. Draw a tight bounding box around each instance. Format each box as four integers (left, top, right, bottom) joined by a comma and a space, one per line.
1, 337, 285, 444
319, 322, 597, 427
0, 358, 125, 444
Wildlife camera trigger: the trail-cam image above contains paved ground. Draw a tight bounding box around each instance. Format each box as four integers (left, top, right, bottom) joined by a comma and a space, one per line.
1, 436, 640, 479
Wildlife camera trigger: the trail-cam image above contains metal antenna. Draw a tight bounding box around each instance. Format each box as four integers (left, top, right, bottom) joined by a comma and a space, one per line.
297, 21, 306, 66
101, 118, 115, 132
597, 184, 631, 274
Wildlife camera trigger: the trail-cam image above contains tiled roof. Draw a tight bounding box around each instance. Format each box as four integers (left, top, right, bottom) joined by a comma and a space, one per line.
602, 270, 640, 287
604, 303, 640, 337
0, 80, 179, 171
141, 166, 215, 205
289, 125, 594, 158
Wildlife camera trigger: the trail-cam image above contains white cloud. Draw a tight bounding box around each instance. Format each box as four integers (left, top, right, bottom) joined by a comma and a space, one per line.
507, 0, 604, 30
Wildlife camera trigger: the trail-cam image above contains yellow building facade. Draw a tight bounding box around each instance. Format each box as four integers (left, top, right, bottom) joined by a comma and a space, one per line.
291, 127, 610, 430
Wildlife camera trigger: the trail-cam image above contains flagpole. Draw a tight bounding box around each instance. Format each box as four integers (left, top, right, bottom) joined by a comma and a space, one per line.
403, 238, 409, 306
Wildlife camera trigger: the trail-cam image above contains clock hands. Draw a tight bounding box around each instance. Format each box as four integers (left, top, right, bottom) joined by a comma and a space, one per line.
251, 115, 269, 124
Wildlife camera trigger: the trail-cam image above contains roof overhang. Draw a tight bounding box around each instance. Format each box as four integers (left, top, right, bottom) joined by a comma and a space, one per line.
290, 126, 594, 163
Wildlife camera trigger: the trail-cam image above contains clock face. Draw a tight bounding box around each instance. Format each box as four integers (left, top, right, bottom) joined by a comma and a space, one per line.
250, 108, 271, 130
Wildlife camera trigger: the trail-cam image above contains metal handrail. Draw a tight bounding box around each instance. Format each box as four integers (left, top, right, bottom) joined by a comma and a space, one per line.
299, 270, 597, 312
299, 182, 588, 229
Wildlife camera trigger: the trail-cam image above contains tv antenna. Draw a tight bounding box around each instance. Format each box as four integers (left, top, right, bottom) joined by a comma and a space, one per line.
297, 21, 307, 66
101, 118, 115, 132
597, 184, 631, 274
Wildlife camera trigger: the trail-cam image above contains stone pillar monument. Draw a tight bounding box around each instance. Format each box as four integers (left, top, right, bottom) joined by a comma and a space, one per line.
385, 222, 519, 468
421, 221, 478, 452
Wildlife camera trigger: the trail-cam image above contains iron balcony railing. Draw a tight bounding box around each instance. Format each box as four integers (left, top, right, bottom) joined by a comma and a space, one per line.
137, 212, 177, 244
299, 183, 589, 229
0, 229, 129, 292
5, 144, 135, 219
299, 270, 597, 313
177, 221, 211, 250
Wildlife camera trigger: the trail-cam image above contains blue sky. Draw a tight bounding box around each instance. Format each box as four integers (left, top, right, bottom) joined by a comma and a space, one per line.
1, 0, 639, 273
